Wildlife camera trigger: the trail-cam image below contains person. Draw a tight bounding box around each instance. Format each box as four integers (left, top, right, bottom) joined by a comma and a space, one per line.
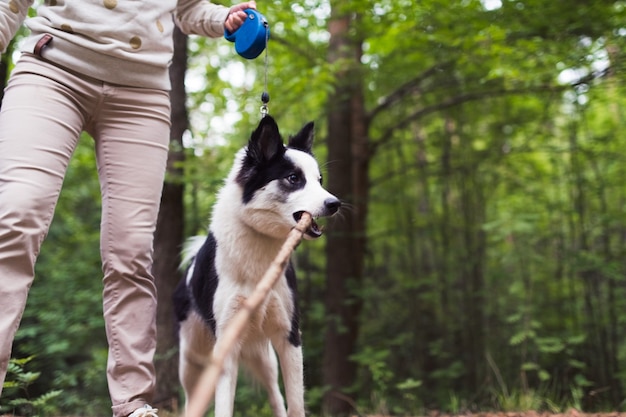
0, 1, 257, 416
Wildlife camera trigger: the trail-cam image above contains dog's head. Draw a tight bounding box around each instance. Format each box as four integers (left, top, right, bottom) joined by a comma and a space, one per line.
234, 115, 341, 240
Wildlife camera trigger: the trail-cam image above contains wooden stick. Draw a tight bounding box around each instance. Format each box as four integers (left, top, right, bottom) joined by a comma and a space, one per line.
183, 212, 313, 417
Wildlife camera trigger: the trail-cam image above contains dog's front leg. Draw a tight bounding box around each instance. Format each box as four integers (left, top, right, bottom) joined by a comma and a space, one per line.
244, 342, 288, 417
214, 345, 240, 417
213, 291, 244, 417
272, 337, 305, 417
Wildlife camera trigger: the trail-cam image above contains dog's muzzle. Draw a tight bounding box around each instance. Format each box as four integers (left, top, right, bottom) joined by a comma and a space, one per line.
293, 197, 341, 238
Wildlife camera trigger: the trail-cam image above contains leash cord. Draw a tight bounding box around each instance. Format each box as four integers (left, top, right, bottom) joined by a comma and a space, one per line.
261, 20, 270, 118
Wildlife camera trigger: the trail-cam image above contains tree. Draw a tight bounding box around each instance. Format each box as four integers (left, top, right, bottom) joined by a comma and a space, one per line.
321, 1, 369, 415
0, 36, 17, 108
0, 47, 9, 106
152, 26, 188, 411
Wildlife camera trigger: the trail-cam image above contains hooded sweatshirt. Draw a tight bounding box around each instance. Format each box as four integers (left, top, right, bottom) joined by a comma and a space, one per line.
0, 0, 230, 89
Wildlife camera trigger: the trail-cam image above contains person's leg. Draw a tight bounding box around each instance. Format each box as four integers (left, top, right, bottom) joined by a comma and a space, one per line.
0, 55, 90, 390
88, 84, 170, 417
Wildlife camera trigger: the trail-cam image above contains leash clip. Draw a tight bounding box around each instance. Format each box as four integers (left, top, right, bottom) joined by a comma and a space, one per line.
260, 91, 270, 118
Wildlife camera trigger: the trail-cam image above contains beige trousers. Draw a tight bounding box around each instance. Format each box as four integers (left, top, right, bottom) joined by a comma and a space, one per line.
0, 54, 171, 417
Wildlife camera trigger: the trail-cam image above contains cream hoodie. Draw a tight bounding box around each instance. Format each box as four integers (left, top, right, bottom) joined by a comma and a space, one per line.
0, 0, 230, 89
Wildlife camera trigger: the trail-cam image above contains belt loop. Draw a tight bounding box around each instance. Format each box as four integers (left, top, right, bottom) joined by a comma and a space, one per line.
34, 34, 53, 56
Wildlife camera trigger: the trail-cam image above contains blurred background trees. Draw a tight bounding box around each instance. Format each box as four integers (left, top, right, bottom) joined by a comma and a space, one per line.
2, 0, 625, 415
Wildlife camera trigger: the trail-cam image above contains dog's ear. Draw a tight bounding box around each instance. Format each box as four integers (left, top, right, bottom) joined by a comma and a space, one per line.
287, 121, 314, 154
248, 115, 285, 163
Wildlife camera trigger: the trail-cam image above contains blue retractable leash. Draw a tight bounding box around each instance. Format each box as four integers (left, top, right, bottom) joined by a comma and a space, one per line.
224, 9, 271, 117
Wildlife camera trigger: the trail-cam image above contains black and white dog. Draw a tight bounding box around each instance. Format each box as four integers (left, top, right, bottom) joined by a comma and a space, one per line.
173, 115, 341, 417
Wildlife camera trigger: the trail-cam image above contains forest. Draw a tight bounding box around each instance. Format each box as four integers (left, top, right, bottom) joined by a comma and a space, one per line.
1, 0, 626, 416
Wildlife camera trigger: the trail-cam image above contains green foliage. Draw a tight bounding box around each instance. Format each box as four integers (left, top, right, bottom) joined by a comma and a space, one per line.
351, 347, 393, 396
1, 357, 62, 416
496, 389, 545, 413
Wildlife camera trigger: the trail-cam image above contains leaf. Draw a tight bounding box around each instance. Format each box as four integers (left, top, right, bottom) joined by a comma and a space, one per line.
521, 362, 539, 371
397, 378, 422, 390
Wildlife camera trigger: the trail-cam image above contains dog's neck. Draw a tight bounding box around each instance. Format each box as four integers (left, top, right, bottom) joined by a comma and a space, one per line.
210, 195, 288, 285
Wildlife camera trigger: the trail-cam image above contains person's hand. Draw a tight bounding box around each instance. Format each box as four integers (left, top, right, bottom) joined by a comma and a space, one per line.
225, 1, 257, 33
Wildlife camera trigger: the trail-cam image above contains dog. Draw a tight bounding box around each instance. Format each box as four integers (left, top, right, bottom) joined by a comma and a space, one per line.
173, 115, 341, 417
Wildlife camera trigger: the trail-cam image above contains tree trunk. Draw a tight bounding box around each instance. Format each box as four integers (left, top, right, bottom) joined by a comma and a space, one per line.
322, 4, 367, 416
153, 26, 188, 411
0, 57, 7, 107
0, 39, 14, 108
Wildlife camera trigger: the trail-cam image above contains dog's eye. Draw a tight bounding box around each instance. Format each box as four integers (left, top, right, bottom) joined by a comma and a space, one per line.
286, 173, 300, 184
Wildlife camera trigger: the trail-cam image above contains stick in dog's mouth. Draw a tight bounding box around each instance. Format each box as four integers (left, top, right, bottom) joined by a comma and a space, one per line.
293, 211, 323, 238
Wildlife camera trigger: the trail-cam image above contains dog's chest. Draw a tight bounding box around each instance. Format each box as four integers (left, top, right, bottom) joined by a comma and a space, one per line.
240, 298, 291, 345
213, 234, 279, 283
213, 272, 295, 338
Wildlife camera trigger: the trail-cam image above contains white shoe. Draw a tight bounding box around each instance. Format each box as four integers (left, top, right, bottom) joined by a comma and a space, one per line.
128, 405, 159, 417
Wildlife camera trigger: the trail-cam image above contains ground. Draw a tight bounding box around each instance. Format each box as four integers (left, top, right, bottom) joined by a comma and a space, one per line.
3, 412, 625, 417
354, 413, 626, 417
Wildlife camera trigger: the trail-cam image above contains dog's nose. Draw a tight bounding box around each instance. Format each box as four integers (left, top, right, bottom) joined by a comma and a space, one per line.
324, 197, 341, 215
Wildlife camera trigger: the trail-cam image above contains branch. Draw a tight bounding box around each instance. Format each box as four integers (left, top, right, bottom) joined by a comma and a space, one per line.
268, 33, 324, 67
369, 63, 614, 154
367, 60, 454, 122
